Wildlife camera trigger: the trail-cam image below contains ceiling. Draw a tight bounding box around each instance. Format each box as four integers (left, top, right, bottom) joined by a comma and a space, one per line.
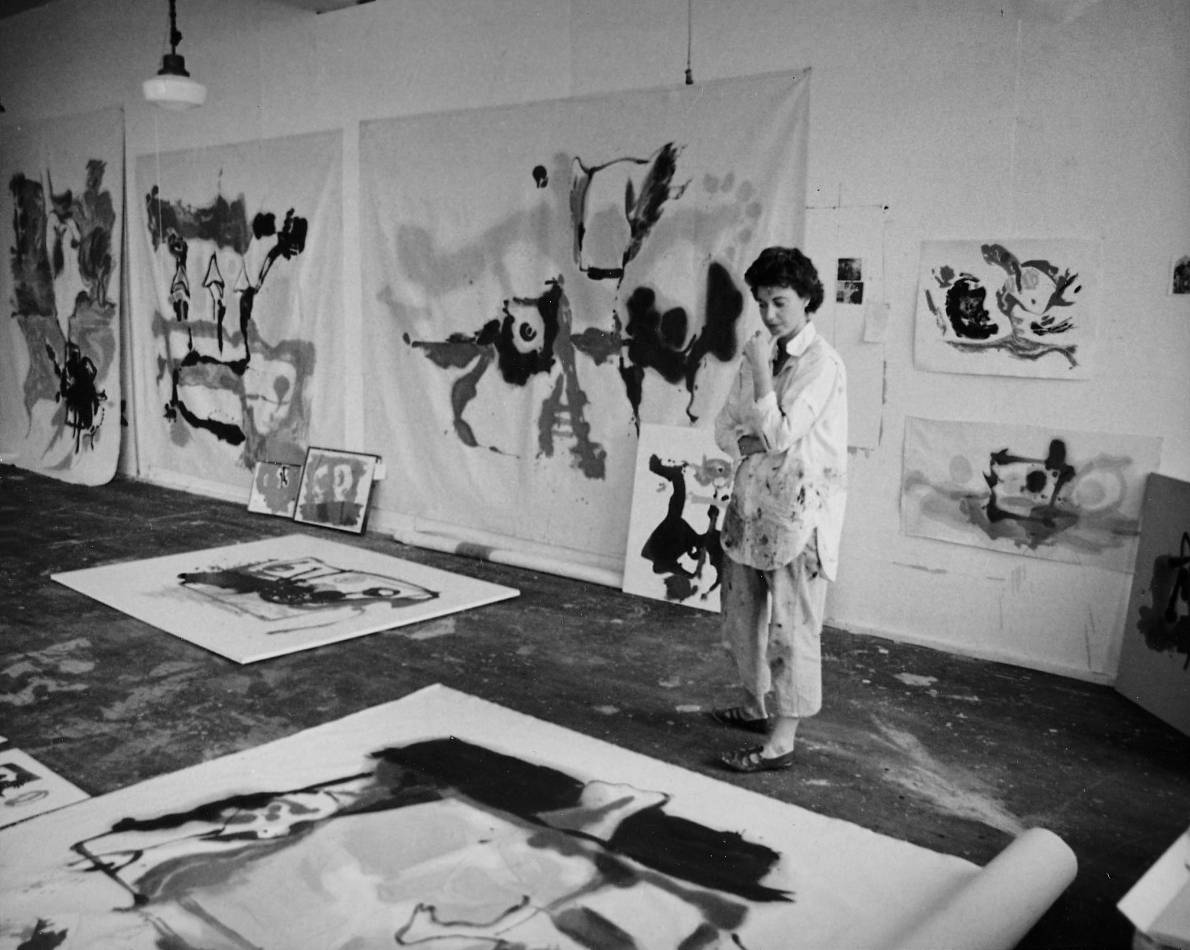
0, 0, 373, 18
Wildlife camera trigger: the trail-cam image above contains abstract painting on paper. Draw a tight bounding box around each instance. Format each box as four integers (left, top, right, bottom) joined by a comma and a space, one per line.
914, 239, 1100, 378
0, 747, 88, 830
246, 460, 303, 518
293, 447, 379, 534
50, 534, 519, 663
901, 417, 1161, 571
622, 423, 732, 612
0, 684, 1077, 950
1114, 474, 1190, 736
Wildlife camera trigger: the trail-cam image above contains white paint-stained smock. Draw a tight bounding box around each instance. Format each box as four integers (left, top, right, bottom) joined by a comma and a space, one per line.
714, 321, 848, 718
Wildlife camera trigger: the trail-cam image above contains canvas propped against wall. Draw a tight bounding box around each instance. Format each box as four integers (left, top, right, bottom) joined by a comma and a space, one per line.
0, 108, 123, 485
902, 417, 1161, 572
0, 684, 1076, 950
1114, 473, 1190, 737
131, 130, 343, 493
622, 423, 731, 612
359, 71, 809, 571
51, 534, 518, 663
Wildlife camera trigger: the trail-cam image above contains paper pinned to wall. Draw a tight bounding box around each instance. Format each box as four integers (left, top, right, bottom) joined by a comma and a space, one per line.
0, 684, 1076, 950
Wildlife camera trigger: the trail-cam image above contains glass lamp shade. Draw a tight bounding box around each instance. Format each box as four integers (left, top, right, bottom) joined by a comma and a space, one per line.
143, 55, 207, 111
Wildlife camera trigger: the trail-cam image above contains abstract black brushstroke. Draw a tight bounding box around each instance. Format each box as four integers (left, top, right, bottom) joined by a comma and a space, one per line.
1136, 532, 1190, 668
640, 454, 723, 601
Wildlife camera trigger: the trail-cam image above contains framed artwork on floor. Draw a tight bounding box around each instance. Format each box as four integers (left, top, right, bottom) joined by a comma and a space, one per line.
294, 447, 380, 534
246, 461, 303, 518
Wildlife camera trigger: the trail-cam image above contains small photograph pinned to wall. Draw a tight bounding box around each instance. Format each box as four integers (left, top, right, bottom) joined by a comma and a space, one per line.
294, 447, 380, 534
246, 461, 303, 518
836, 257, 864, 304
1170, 254, 1190, 295
0, 747, 89, 829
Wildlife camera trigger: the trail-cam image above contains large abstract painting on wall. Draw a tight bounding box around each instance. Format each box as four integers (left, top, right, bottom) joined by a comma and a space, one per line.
131, 131, 342, 491
622, 423, 731, 612
914, 238, 1101, 378
0, 108, 123, 484
901, 417, 1161, 572
0, 684, 1078, 950
359, 72, 809, 566
1114, 473, 1190, 736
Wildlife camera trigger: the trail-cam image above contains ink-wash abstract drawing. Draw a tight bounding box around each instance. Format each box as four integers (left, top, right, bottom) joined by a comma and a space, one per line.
1114, 474, 1190, 736
51, 534, 518, 663
622, 424, 731, 612
0, 747, 88, 829
0, 684, 1077, 950
0, 108, 123, 485
247, 460, 302, 517
902, 417, 1161, 572
914, 238, 1100, 378
293, 446, 379, 533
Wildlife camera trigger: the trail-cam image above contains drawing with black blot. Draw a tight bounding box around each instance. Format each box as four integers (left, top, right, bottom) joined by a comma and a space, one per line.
64, 737, 786, 948
925, 243, 1083, 366
44, 340, 106, 451
0, 760, 39, 797
641, 454, 726, 602
1136, 532, 1190, 669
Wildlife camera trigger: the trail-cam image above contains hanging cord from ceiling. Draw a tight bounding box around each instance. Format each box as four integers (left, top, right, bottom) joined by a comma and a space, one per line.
684, 0, 694, 84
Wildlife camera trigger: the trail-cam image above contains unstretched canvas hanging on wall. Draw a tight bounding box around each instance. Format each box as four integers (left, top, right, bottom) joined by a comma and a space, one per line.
0, 684, 1077, 950
901, 417, 1161, 571
622, 423, 732, 612
914, 239, 1101, 378
0, 108, 123, 484
1114, 474, 1190, 736
359, 71, 809, 565
130, 131, 342, 492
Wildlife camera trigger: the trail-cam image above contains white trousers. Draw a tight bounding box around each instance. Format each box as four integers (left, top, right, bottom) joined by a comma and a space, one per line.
720, 540, 828, 719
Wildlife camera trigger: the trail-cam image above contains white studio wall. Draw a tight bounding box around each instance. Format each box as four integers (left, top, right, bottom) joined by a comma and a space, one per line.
1, 0, 1187, 683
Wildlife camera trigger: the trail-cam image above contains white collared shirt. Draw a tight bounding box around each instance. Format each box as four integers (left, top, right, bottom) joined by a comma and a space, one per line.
713, 322, 848, 577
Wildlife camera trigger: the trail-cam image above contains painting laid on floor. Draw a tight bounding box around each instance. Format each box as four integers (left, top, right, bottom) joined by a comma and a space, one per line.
1114, 473, 1190, 737
0, 746, 88, 830
50, 535, 518, 663
0, 108, 123, 485
622, 423, 732, 612
901, 417, 1161, 572
914, 238, 1101, 379
0, 684, 1077, 950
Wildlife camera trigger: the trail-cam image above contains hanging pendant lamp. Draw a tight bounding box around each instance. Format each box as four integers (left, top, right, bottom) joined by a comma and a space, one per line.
143, 0, 207, 111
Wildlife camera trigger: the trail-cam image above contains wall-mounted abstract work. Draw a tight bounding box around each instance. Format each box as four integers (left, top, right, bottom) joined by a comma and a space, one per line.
50, 534, 518, 663
901, 417, 1161, 572
358, 71, 809, 568
914, 239, 1101, 378
622, 423, 732, 612
293, 447, 379, 534
0, 746, 88, 830
1114, 473, 1190, 736
0, 108, 123, 485
246, 460, 302, 518
0, 684, 1077, 950
132, 130, 342, 492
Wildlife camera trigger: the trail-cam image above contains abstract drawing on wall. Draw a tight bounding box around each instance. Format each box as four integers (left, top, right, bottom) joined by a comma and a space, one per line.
359, 72, 809, 568
622, 423, 731, 612
0, 746, 88, 830
293, 447, 379, 533
0, 683, 1078, 950
132, 131, 342, 492
901, 417, 1161, 572
50, 534, 518, 663
1114, 474, 1190, 737
0, 108, 123, 485
914, 238, 1101, 378
1171, 254, 1190, 295
246, 460, 302, 518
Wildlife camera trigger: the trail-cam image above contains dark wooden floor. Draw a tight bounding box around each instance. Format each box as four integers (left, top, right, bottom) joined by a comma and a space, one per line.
2, 464, 1188, 948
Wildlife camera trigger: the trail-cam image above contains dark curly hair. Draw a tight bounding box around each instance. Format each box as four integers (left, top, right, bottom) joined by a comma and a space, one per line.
743, 246, 824, 314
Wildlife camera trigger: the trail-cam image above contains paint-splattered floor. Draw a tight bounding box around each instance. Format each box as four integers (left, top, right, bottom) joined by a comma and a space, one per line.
2, 465, 1187, 949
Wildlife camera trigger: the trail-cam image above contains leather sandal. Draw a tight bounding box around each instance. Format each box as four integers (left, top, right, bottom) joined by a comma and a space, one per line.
720, 745, 796, 773
708, 706, 772, 735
